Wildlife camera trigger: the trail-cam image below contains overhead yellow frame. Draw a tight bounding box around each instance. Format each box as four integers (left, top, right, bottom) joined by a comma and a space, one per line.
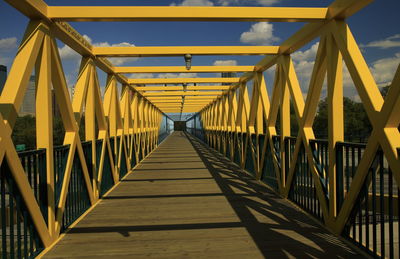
46, 6, 329, 22
129, 77, 239, 84
93, 46, 279, 57
135, 86, 230, 91
115, 66, 254, 73
143, 91, 223, 96
3, 1, 394, 257
147, 96, 217, 100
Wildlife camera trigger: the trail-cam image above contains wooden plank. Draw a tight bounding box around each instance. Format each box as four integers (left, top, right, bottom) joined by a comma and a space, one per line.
43, 132, 362, 258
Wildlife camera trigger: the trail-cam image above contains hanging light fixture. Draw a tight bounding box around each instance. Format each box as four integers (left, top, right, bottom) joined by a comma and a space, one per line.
184, 54, 192, 70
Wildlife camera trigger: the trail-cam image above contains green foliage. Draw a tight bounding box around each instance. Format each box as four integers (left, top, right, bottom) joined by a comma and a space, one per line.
313, 97, 372, 143
11, 115, 86, 151
53, 116, 65, 146
380, 84, 390, 98
11, 115, 36, 150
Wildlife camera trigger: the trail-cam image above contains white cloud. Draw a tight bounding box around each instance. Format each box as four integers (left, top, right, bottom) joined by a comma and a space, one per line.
59, 34, 138, 66
217, 0, 278, 6
291, 42, 400, 101
292, 42, 319, 62
93, 38, 138, 66
129, 73, 154, 79
213, 60, 238, 66
58, 44, 80, 60
95, 42, 138, 66
170, 0, 214, 6
290, 42, 319, 91
0, 37, 17, 51
0, 37, 18, 66
0, 57, 10, 66
157, 73, 198, 78
58, 34, 92, 61
240, 22, 279, 45
369, 52, 400, 86
361, 34, 400, 49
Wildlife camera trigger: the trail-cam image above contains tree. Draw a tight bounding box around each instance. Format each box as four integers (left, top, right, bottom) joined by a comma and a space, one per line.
313, 97, 372, 143
12, 115, 36, 150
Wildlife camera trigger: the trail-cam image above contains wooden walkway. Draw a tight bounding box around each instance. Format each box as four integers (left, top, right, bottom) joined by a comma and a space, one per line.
44, 132, 364, 258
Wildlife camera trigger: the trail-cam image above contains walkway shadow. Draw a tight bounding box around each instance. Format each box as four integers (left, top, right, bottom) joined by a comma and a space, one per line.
185, 133, 366, 258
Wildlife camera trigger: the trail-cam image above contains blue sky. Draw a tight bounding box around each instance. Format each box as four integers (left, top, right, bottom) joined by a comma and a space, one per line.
0, 0, 399, 114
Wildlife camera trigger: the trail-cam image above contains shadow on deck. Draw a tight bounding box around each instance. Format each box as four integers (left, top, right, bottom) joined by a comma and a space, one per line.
43, 131, 365, 258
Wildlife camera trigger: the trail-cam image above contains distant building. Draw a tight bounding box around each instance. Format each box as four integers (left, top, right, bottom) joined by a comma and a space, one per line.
68, 86, 75, 99
19, 75, 36, 116
0, 65, 6, 95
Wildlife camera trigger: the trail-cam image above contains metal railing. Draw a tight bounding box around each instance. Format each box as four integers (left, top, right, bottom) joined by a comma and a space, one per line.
340, 147, 399, 259
0, 149, 46, 258
61, 151, 91, 232
287, 142, 324, 221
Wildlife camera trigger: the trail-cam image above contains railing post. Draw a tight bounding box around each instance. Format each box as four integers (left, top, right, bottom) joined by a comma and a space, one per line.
327, 33, 344, 222
335, 142, 344, 215
35, 33, 55, 239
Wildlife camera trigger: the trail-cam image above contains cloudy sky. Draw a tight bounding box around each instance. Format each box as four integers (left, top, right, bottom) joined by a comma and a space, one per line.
0, 0, 399, 106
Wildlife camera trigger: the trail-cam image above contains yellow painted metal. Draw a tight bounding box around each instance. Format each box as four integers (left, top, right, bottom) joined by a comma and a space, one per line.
47, 6, 328, 22
50, 35, 95, 236
135, 86, 230, 91
35, 34, 55, 238
326, 33, 343, 220
115, 66, 255, 73
143, 91, 224, 96
185, 96, 220, 100
129, 78, 239, 84
3, 0, 397, 255
0, 21, 46, 131
93, 46, 279, 57
157, 103, 205, 107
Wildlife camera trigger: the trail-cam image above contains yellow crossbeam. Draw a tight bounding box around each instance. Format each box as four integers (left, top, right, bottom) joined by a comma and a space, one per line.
135, 86, 230, 91
161, 107, 200, 110
156, 105, 205, 108
186, 96, 219, 100
143, 91, 223, 96
115, 66, 254, 73
153, 101, 211, 106
129, 78, 239, 84
93, 46, 279, 57
46, 6, 328, 22
147, 96, 217, 100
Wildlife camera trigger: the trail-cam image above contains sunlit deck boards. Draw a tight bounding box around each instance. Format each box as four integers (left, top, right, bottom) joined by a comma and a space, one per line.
44, 132, 362, 258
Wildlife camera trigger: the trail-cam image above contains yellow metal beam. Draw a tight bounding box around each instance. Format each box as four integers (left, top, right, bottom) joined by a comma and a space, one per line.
186, 96, 219, 100
2, 1, 165, 118
129, 78, 238, 84
201, 0, 374, 108
93, 46, 279, 57
143, 91, 223, 96
115, 66, 254, 73
135, 86, 230, 91
156, 106, 208, 109
46, 6, 328, 22
152, 101, 212, 104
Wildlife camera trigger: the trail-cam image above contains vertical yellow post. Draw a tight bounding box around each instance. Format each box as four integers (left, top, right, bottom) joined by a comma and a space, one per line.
327, 33, 344, 220
35, 35, 55, 238
255, 72, 265, 179
280, 62, 291, 184
85, 65, 98, 197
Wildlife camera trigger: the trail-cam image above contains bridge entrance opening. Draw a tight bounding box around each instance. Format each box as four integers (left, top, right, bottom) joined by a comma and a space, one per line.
174, 121, 187, 131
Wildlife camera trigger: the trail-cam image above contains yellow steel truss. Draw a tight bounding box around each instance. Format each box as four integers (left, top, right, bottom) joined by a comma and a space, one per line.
0, 0, 398, 257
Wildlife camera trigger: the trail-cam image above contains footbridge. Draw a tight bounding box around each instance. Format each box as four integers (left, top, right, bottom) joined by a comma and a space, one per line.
0, 0, 399, 258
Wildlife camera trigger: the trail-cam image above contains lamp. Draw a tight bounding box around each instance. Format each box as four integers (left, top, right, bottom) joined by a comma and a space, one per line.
184, 54, 192, 70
